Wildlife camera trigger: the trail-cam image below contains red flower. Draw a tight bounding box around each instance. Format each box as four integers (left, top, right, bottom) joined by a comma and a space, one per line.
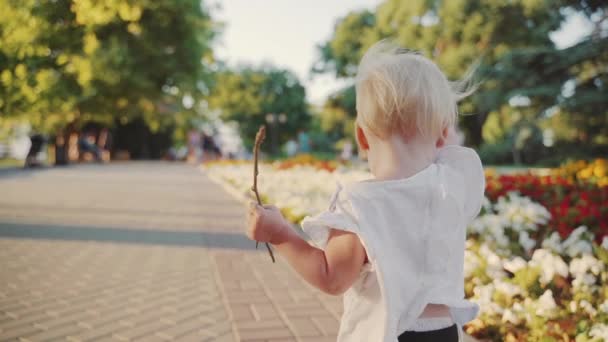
485, 173, 604, 242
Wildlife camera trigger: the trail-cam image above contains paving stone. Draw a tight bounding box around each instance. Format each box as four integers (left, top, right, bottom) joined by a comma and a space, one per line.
21, 322, 86, 342
0, 163, 346, 342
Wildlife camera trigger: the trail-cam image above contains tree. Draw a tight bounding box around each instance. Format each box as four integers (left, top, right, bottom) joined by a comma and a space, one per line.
313, 0, 565, 146
207, 66, 309, 152
490, 18, 608, 158
0, 0, 218, 134
311, 10, 376, 78
316, 85, 356, 141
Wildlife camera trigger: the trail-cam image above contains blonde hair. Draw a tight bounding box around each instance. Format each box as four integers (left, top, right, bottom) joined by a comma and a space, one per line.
355, 40, 475, 140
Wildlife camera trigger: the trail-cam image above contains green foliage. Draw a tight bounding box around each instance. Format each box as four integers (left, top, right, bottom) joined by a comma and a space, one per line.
493, 36, 608, 156
315, 0, 560, 82
0, 0, 218, 133
315, 85, 356, 140
308, 115, 338, 152
313, 0, 608, 162
478, 139, 516, 166
312, 10, 375, 78
207, 66, 309, 150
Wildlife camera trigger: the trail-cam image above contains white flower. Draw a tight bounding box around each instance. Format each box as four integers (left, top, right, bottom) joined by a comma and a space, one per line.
565, 239, 593, 258
503, 256, 527, 274
481, 196, 492, 212
536, 290, 557, 318
489, 226, 510, 248
472, 283, 504, 316
580, 300, 597, 316
518, 231, 536, 253
494, 279, 522, 298
469, 214, 510, 247
590, 324, 608, 340
573, 274, 597, 288
562, 226, 593, 257
501, 308, 521, 324
479, 244, 506, 279
563, 226, 588, 244
570, 254, 603, 289
464, 250, 480, 278
602, 236, 608, 250
529, 249, 569, 285
598, 299, 608, 314
209, 163, 370, 218
541, 232, 564, 254
522, 298, 535, 324
570, 255, 603, 278
569, 301, 578, 313
494, 192, 551, 232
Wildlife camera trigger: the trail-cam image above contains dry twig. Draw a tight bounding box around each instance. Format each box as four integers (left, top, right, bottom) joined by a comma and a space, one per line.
252, 126, 275, 263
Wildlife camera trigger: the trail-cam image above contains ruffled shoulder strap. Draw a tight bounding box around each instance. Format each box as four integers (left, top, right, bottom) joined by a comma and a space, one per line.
436, 145, 485, 222
301, 183, 359, 249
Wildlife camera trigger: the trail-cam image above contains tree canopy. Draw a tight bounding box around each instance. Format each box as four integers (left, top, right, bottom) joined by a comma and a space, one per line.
207, 66, 309, 151
0, 0, 217, 133
313, 0, 607, 162
1, 0, 605, 163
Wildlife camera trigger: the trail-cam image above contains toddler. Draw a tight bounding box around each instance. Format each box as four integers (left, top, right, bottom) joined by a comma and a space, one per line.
246, 41, 484, 342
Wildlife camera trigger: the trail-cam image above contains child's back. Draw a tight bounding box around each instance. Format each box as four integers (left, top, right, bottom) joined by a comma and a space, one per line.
303, 145, 483, 341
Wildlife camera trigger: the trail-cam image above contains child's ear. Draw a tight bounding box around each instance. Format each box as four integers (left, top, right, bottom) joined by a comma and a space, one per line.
356, 124, 370, 151
436, 126, 449, 148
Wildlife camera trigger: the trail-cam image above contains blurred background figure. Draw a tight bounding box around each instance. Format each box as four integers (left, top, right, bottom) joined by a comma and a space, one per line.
340, 140, 353, 162
187, 130, 202, 163
284, 139, 298, 157
202, 132, 221, 161
24, 134, 47, 168
297, 130, 311, 154
53, 130, 68, 166
78, 130, 102, 162
97, 128, 113, 163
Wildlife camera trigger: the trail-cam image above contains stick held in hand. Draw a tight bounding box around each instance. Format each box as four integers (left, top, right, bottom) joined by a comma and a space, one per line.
251, 126, 275, 263
252, 126, 265, 206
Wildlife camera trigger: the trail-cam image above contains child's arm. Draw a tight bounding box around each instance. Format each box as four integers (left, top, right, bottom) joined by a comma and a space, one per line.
246, 203, 366, 295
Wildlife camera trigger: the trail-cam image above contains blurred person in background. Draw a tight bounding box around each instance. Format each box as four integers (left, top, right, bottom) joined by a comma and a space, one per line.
97, 128, 113, 162
202, 132, 222, 161
78, 130, 102, 162
297, 129, 310, 154
24, 134, 47, 168
285, 139, 298, 157
340, 140, 353, 162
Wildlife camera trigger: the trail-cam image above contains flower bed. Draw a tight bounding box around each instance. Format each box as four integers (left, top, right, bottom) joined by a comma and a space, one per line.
205, 163, 369, 222
274, 154, 341, 172
485, 173, 608, 243
554, 159, 608, 187
204, 161, 608, 341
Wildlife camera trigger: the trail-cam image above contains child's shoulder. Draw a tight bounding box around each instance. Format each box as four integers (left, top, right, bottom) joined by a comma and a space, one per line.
437, 145, 482, 168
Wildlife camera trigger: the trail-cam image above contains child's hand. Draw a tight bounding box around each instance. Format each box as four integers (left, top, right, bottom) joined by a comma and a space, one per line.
246, 202, 288, 244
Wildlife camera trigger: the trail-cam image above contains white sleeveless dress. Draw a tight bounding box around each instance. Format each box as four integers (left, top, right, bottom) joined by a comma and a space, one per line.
301, 145, 485, 342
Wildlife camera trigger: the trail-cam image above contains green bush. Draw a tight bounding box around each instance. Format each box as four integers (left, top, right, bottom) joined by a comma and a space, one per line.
479, 139, 514, 165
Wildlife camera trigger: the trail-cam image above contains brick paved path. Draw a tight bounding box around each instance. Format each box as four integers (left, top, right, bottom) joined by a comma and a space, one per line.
0, 163, 341, 342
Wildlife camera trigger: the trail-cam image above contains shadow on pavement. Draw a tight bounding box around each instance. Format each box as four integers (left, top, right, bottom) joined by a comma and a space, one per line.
0, 165, 54, 179
0, 221, 256, 250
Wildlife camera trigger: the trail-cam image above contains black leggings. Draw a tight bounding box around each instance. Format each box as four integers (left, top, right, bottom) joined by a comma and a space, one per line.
398, 324, 459, 342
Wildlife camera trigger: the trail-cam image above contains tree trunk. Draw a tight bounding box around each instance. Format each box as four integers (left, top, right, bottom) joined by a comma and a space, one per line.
461, 112, 487, 147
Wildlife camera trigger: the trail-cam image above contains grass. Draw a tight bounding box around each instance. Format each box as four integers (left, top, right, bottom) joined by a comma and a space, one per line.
0, 158, 23, 169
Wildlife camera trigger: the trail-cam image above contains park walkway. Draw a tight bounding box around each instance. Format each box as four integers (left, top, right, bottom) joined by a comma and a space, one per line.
0, 162, 342, 341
